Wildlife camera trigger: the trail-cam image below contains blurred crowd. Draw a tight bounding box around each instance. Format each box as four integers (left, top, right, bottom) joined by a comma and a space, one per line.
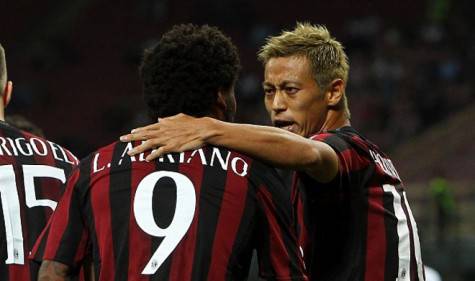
1, 0, 473, 158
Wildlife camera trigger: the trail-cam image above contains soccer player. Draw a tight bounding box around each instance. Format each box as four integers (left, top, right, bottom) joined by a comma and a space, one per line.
36, 24, 307, 281
0, 44, 78, 281
122, 23, 425, 281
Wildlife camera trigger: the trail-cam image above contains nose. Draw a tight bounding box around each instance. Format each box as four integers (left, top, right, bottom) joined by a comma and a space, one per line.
271, 91, 287, 112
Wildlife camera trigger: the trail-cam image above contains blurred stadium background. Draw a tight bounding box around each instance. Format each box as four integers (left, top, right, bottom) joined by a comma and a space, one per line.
1, 0, 474, 280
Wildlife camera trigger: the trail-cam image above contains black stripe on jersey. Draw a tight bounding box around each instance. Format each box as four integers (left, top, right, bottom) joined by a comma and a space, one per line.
302, 165, 372, 280
258, 162, 303, 279
226, 163, 258, 281
80, 156, 100, 278
383, 188, 398, 281
109, 143, 132, 281
190, 147, 228, 281
357, 163, 376, 281
54, 170, 87, 269
319, 134, 351, 153
250, 160, 278, 279
0, 204, 9, 280
151, 153, 180, 281
326, 130, 372, 160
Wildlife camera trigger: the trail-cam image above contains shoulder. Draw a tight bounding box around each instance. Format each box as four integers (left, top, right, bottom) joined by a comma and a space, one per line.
0, 123, 79, 167
208, 145, 286, 189
309, 129, 352, 153
310, 127, 377, 172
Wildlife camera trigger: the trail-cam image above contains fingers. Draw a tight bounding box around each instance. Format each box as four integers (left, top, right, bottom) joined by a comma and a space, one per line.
127, 139, 159, 156
120, 128, 160, 142
145, 146, 169, 162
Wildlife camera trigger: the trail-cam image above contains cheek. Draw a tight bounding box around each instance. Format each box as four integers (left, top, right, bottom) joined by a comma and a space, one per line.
288, 101, 308, 119
292, 99, 320, 124
264, 97, 273, 113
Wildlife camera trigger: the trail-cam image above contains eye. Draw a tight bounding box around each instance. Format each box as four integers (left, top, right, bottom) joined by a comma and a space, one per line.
284, 87, 299, 95
263, 87, 275, 96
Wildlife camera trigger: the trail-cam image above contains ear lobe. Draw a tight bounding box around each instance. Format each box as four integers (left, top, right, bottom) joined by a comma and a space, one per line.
326, 79, 344, 106
3, 81, 13, 107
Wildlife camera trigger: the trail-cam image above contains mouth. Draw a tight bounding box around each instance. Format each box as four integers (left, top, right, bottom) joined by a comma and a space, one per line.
273, 120, 297, 132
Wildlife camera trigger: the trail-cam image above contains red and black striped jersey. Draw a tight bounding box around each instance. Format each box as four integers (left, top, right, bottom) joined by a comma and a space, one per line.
0, 121, 78, 281
37, 141, 307, 281
294, 126, 424, 281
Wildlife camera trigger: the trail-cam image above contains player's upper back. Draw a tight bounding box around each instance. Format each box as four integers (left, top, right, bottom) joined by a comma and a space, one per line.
0, 121, 78, 281
64, 140, 304, 281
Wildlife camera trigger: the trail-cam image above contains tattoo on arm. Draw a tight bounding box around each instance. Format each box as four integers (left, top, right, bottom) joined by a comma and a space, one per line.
38, 260, 73, 281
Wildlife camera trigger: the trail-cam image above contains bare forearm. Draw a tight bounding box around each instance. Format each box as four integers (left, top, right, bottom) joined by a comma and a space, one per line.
120, 114, 338, 182
38, 260, 73, 281
203, 118, 327, 170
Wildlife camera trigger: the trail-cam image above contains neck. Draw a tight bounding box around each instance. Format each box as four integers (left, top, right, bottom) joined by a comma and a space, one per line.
0, 100, 4, 121
319, 109, 350, 133
209, 106, 227, 122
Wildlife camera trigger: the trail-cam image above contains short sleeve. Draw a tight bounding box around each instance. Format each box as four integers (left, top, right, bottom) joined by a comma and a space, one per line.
31, 168, 90, 269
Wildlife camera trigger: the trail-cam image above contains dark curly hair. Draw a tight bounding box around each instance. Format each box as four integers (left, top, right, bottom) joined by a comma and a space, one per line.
140, 24, 241, 119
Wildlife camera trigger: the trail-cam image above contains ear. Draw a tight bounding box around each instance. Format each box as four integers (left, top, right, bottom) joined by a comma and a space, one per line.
216, 90, 227, 111
3, 81, 13, 107
325, 79, 344, 107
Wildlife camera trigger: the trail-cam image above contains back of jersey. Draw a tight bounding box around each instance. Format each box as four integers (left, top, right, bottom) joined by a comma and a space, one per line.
42, 141, 306, 281
0, 121, 77, 280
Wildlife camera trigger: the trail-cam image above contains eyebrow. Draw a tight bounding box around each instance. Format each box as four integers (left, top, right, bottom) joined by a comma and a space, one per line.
262, 80, 302, 88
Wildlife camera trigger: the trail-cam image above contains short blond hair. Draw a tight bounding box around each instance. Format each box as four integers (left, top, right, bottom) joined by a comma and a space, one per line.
258, 23, 350, 118
0, 44, 6, 95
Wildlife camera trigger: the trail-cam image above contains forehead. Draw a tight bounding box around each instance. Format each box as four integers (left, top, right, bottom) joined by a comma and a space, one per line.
264, 55, 313, 84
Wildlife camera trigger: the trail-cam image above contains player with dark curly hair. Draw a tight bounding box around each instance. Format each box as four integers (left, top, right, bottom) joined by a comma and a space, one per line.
141, 24, 240, 120
35, 24, 307, 281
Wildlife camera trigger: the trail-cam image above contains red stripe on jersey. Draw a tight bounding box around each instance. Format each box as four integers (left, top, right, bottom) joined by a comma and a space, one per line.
338, 149, 370, 172
8, 264, 30, 281
256, 184, 291, 278
312, 132, 371, 172
127, 160, 156, 280
43, 170, 80, 260
168, 151, 204, 281
29, 216, 52, 259
27, 133, 63, 223
207, 155, 250, 281
73, 228, 90, 267
365, 186, 386, 281
291, 175, 308, 259
89, 151, 115, 280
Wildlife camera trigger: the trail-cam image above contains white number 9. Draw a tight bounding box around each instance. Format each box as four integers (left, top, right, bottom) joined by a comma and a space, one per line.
133, 171, 196, 275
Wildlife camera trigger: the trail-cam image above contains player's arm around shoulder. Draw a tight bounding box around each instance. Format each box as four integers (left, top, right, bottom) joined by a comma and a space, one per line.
120, 113, 339, 182
208, 122, 340, 184
192, 116, 340, 184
